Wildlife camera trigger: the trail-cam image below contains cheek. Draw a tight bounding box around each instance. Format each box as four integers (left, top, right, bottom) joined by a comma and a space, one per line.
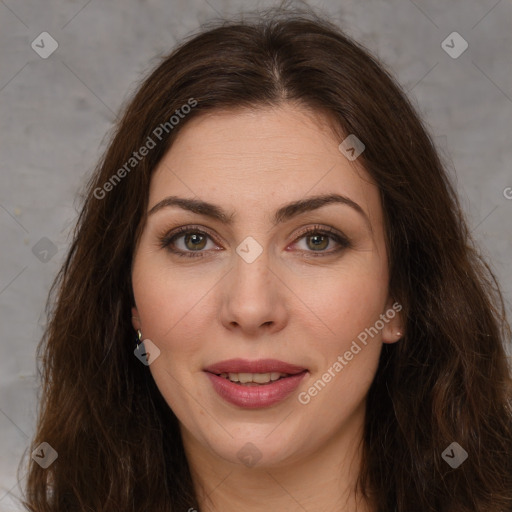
131, 253, 217, 358
132, 249, 191, 328
298, 270, 387, 418
301, 257, 389, 347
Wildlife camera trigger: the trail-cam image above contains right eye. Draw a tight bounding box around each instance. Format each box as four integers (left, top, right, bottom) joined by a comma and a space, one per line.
159, 226, 222, 258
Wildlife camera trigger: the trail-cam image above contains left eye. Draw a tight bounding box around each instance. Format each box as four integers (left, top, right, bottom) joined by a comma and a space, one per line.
295, 232, 336, 252
290, 226, 351, 255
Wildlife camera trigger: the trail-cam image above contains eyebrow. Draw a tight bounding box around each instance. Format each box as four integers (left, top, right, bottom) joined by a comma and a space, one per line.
147, 193, 372, 232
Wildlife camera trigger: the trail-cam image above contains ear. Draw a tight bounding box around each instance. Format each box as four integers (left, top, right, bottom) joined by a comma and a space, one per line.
131, 306, 141, 331
381, 296, 404, 345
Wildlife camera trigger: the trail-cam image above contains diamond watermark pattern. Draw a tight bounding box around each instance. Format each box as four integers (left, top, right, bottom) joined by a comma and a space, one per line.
31, 32, 59, 59
441, 32, 468, 59
338, 134, 365, 161
134, 339, 161, 366
236, 236, 263, 264
32, 237, 58, 263
237, 442, 262, 467
31, 441, 58, 468
441, 441, 468, 468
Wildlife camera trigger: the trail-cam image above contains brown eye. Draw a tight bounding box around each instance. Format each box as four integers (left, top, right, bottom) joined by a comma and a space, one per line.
183, 232, 207, 251
159, 226, 219, 258
306, 234, 330, 251
292, 225, 351, 255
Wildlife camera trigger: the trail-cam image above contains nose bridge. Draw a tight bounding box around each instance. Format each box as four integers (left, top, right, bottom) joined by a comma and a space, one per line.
232, 237, 273, 296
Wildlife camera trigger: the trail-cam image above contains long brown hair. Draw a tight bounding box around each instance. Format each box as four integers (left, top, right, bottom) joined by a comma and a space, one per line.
18, 4, 512, 511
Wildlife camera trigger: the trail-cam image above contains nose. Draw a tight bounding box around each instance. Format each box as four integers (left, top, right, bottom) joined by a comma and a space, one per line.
219, 247, 288, 336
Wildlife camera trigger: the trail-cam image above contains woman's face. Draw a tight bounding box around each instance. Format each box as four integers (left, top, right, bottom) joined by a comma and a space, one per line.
131, 104, 402, 469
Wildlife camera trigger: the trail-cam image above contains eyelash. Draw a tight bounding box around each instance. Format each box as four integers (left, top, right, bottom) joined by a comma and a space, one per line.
158, 224, 352, 258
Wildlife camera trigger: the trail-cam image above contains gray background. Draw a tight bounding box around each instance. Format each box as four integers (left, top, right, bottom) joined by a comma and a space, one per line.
1, 0, 511, 509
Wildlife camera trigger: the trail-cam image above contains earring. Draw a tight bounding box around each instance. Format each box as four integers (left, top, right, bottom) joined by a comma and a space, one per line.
136, 329, 143, 347
396, 330, 402, 338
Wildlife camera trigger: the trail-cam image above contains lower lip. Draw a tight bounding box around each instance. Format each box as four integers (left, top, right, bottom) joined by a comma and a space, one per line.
205, 371, 308, 409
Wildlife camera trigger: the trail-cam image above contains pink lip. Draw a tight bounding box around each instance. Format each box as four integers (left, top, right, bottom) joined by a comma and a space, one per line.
203, 358, 306, 375
205, 372, 308, 409
203, 358, 308, 409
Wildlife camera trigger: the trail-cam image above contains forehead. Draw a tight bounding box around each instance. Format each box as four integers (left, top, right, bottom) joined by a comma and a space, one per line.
149, 104, 380, 225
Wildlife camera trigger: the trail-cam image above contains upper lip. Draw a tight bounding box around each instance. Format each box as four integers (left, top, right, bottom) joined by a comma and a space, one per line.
204, 358, 307, 375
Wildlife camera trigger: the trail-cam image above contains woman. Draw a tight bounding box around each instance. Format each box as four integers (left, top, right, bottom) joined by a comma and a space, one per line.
20, 5, 512, 512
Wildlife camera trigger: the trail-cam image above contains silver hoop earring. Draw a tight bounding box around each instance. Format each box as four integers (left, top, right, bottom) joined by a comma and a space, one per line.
136, 329, 143, 347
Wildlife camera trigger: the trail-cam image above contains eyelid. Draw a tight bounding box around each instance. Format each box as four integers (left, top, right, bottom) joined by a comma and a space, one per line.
291, 224, 350, 245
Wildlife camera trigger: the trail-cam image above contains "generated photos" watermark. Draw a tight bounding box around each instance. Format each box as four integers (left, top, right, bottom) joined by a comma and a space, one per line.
298, 301, 402, 404
94, 97, 198, 200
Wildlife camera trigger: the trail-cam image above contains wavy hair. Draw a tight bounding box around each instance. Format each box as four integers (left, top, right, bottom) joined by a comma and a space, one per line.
19, 4, 512, 511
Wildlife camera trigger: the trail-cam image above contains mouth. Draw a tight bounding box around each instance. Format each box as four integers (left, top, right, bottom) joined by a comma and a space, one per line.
203, 359, 308, 408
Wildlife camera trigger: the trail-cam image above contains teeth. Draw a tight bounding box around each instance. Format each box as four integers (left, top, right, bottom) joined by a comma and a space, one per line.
219, 372, 288, 384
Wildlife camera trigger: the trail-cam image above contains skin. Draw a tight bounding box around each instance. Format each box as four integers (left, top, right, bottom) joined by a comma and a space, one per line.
131, 103, 403, 512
